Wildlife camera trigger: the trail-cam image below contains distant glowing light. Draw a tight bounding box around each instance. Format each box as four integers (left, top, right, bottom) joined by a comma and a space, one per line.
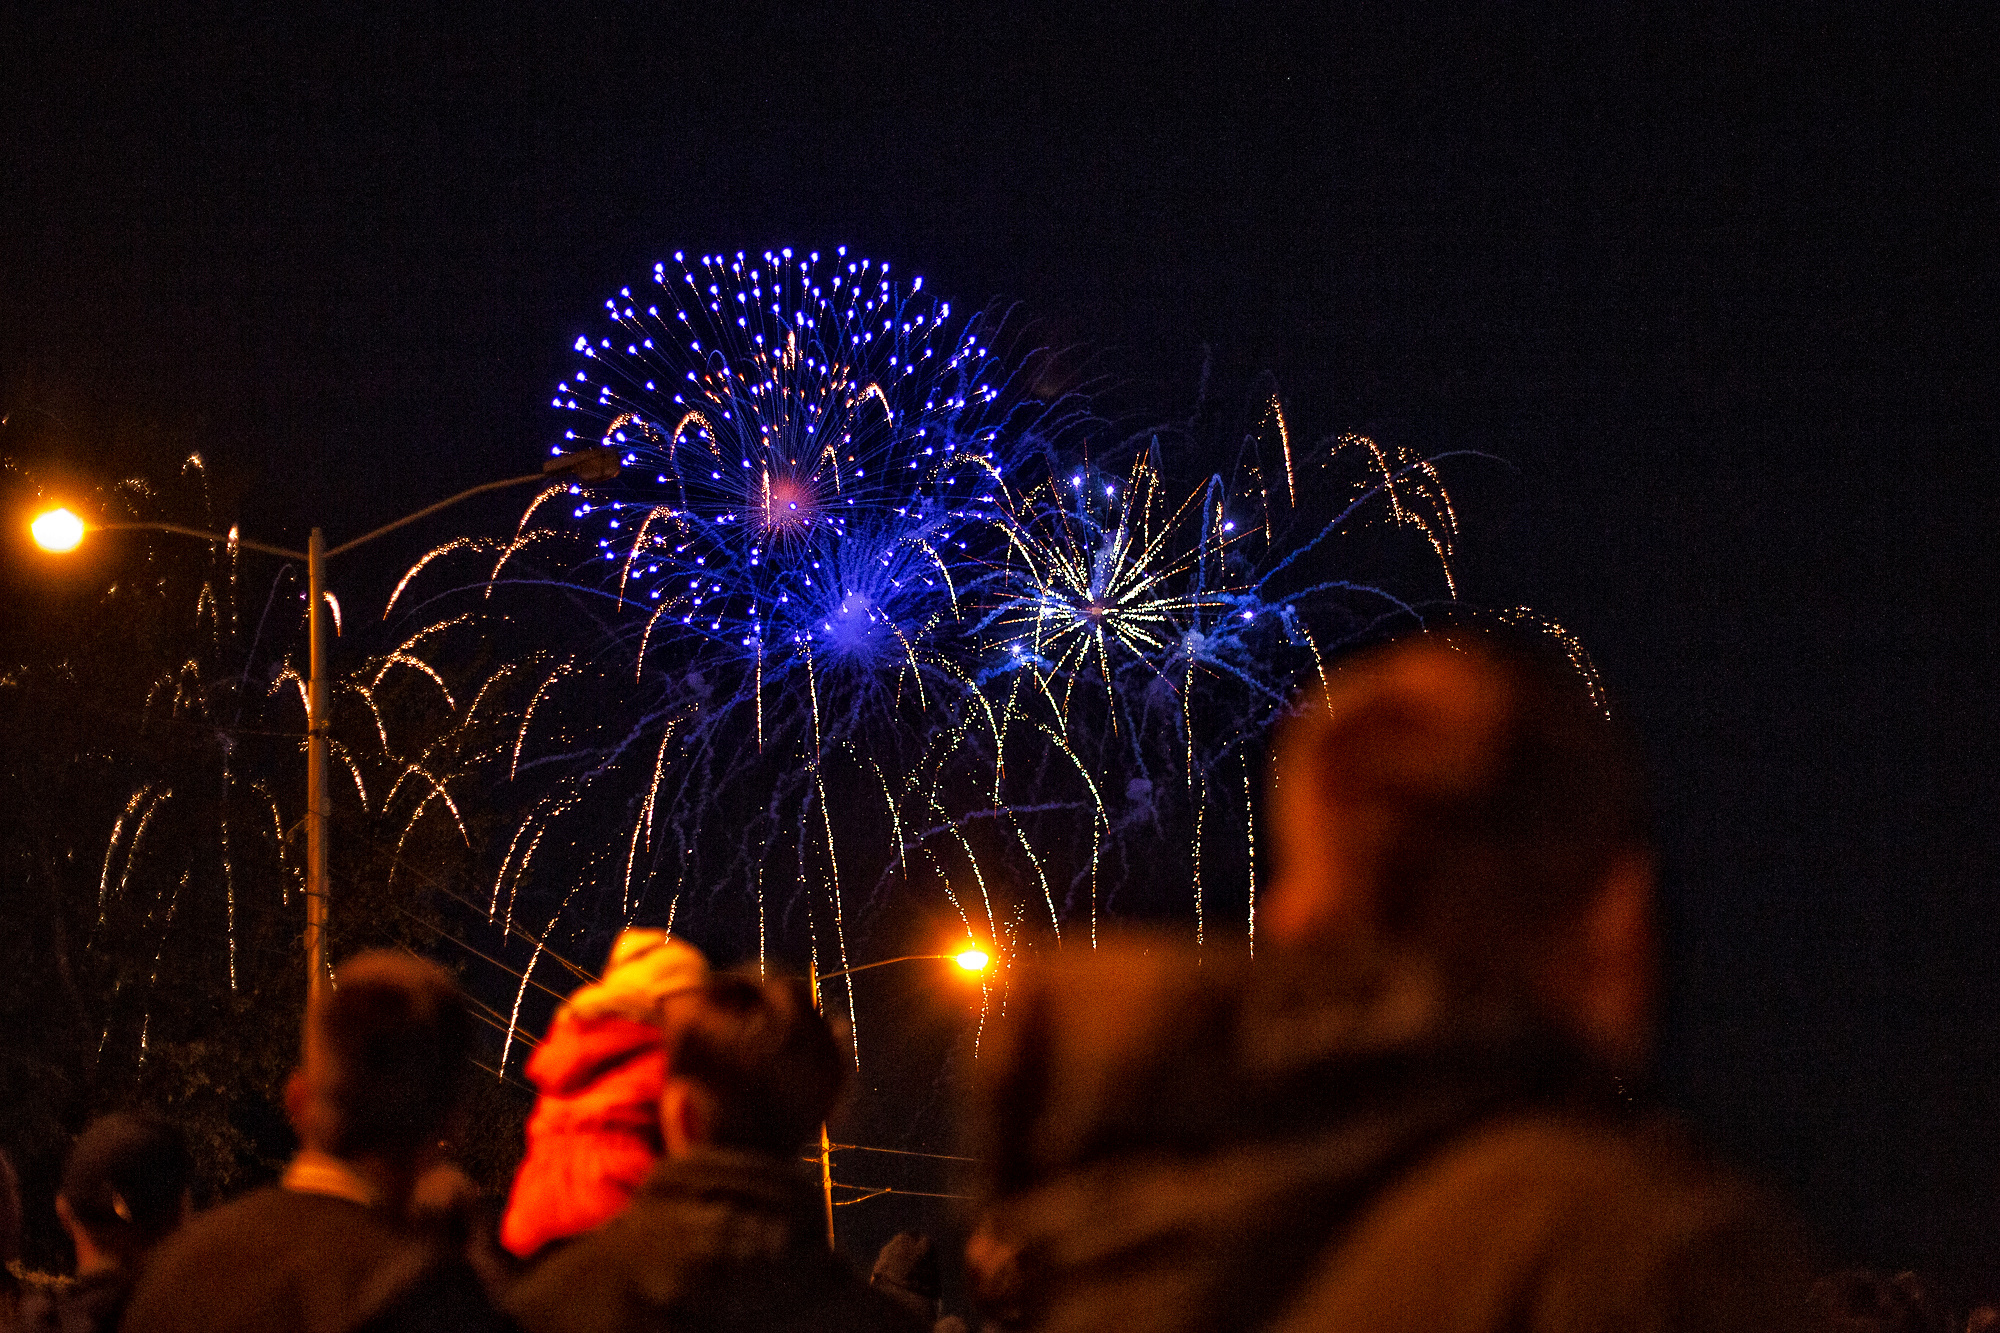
31, 507, 85, 552
954, 947, 990, 972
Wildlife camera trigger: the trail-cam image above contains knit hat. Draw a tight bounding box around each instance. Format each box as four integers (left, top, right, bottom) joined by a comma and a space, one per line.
563, 929, 709, 1023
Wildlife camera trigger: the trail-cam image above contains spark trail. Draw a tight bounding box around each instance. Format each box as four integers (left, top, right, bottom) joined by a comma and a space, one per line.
393, 245, 1588, 1072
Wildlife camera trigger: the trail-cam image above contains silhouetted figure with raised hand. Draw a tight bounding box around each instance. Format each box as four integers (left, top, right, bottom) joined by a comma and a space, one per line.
506, 972, 920, 1333
15, 1111, 191, 1333
968, 629, 1815, 1333
121, 951, 512, 1333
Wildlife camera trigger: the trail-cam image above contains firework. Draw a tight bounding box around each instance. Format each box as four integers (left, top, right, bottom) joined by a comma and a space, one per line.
395, 248, 1096, 1044
957, 399, 1479, 950
391, 247, 1581, 1074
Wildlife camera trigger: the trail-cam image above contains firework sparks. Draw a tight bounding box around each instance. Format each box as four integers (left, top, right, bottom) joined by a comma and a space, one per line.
383, 244, 1591, 1076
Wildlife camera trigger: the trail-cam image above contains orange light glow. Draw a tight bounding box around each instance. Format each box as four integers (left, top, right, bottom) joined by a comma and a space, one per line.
954, 947, 990, 973
30, 507, 85, 553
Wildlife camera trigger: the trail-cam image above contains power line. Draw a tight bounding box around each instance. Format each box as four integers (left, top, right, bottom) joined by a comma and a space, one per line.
830, 1142, 980, 1164
832, 1183, 973, 1205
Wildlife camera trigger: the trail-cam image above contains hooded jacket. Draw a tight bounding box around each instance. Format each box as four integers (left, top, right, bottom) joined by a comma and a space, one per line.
968, 939, 1813, 1333
501, 930, 708, 1260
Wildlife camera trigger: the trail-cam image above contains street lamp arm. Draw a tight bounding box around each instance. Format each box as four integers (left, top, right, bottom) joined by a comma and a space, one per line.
324, 471, 545, 558
814, 954, 954, 983
32, 444, 623, 1017
95, 521, 308, 561
324, 446, 620, 558
806, 944, 989, 1249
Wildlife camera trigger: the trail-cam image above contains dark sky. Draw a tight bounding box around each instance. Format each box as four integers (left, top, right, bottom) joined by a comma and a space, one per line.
3, 0, 1994, 1279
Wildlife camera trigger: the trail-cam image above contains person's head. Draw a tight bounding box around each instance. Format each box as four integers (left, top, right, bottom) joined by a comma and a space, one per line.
655, 973, 847, 1159
54, 1112, 192, 1274
1263, 628, 1655, 1066
285, 951, 471, 1163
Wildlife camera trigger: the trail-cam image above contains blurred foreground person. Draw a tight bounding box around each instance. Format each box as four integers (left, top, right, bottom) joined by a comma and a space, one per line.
500, 929, 708, 1262
122, 952, 512, 1333
507, 973, 921, 1333
968, 630, 1814, 1333
16, 1112, 190, 1333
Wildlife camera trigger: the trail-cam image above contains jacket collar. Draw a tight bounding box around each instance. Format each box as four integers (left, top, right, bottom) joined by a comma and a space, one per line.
640, 1147, 823, 1229
281, 1148, 381, 1208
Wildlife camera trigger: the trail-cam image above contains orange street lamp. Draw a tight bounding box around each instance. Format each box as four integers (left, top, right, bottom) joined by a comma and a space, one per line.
28, 446, 621, 1009
807, 944, 991, 1249
30, 507, 85, 552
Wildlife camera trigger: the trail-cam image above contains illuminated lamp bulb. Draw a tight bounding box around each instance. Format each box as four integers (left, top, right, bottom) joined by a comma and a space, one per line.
954, 946, 990, 973
31, 507, 85, 553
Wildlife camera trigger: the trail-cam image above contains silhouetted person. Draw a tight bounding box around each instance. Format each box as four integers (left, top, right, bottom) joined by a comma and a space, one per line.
968, 629, 1815, 1333
506, 972, 921, 1333
121, 951, 512, 1333
14, 1112, 190, 1333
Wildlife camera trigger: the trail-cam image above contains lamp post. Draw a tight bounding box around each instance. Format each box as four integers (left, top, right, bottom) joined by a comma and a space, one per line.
808, 946, 991, 1249
30, 447, 622, 1008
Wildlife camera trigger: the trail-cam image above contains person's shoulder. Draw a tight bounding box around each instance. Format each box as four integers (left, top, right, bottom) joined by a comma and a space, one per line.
142, 1184, 299, 1266
506, 1166, 768, 1332
122, 1186, 303, 1331
1431, 1111, 1792, 1248
504, 1223, 641, 1333
122, 1184, 278, 1320
1273, 1109, 1815, 1333
125, 1186, 420, 1333
508, 1218, 920, 1333
159, 1183, 401, 1260
968, 934, 1234, 1166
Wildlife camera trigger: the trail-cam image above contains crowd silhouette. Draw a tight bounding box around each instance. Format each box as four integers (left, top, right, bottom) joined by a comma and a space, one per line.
1, 630, 1981, 1332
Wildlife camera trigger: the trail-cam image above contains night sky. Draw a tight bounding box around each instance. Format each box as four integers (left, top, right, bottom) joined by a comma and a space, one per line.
3, 1, 1993, 1281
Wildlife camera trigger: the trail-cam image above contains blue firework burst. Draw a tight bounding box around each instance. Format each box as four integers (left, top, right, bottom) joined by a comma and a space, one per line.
548, 246, 1058, 705
388, 247, 1535, 1066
